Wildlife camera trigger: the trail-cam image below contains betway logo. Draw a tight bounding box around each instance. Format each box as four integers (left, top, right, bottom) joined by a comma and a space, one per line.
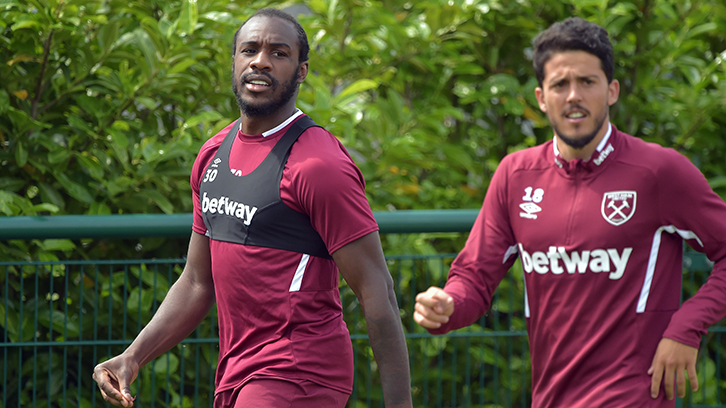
519, 244, 632, 280
593, 143, 614, 166
201, 192, 258, 226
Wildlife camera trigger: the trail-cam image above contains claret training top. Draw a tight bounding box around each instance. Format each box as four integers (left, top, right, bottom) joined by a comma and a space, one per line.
431, 124, 726, 407
190, 110, 378, 396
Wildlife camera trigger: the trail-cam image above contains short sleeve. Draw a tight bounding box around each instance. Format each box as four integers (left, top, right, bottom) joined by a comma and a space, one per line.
281, 127, 378, 254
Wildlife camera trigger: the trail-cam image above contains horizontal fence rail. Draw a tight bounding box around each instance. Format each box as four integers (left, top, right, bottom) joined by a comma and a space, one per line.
0, 210, 482, 240
1, 210, 724, 408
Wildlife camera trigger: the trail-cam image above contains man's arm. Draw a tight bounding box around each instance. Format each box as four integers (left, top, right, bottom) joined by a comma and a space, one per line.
93, 232, 215, 407
413, 286, 455, 329
648, 149, 726, 400
648, 338, 699, 400
333, 231, 413, 408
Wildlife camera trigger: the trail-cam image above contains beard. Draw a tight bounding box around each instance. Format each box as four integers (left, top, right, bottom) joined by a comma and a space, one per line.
232, 66, 300, 118
550, 105, 608, 150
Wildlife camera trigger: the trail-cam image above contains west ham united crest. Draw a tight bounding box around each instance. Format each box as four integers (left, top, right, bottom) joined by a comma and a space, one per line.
601, 191, 637, 226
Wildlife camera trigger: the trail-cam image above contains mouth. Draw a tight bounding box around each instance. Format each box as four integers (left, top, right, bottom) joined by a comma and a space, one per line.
242, 74, 274, 92
564, 107, 589, 121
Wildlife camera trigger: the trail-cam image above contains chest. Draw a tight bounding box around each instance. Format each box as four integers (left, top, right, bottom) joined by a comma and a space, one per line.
508, 166, 659, 251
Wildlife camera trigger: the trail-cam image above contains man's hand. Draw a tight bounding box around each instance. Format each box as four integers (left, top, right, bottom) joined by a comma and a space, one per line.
414, 286, 455, 329
93, 355, 139, 407
648, 337, 699, 400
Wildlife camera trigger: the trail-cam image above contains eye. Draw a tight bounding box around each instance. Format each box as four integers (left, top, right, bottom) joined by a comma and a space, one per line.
272, 50, 288, 57
240, 48, 256, 55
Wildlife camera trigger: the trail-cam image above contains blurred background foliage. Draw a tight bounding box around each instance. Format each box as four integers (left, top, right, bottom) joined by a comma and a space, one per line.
1, 0, 724, 261
1, 0, 726, 406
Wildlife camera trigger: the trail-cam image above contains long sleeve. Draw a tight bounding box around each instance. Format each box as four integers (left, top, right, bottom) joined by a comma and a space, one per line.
430, 157, 520, 334
658, 149, 726, 347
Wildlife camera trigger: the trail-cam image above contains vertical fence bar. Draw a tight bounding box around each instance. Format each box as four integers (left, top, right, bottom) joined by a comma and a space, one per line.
3, 265, 8, 408
210, 307, 216, 408
78, 264, 85, 408
164, 263, 172, 408
150, 262, 158, 407
92, 264, 99, 408
194, 326, 201, 407
33, 265, 39, 408
62, 264, 69, 408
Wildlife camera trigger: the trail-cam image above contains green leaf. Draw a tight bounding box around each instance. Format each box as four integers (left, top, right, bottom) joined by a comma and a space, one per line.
184, 110, 223, 127
38, 182, 65, 210
153, 354, 179, 375
133, 28, 158, 74
98, 21, 120, 50
687, 23, 717, 39
200, 11, 236, 24
335, 79, 379, 102
0, 177, 25, 192
55, 173, 94, 204
0, 90, 9, 114
108, 127, 129, 149
178, 0, 199, 35
136, 96, 157, 109
11, 18, 40, 31
29, 203, 59, 214
15, 141, 27, 167
142, 188, 175, 214
168, 58, 197, 75
40, 239, 76, 251
48, 148, 72, 164
75, 154, 105, 180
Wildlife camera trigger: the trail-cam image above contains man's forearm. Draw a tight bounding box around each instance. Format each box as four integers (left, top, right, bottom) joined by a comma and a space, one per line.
123, 274, 215, 367
364, 293, 413, 407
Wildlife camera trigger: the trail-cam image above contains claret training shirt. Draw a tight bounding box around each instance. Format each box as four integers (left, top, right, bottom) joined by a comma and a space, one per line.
190, 110, 378, 396
431, 124, 726, 408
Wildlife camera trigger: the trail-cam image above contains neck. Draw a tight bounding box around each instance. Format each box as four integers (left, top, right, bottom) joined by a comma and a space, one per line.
238, 102, 298, 135
556, 122, 611, 162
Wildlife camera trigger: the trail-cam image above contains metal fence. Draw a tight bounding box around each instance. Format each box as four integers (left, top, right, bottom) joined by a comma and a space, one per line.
1, 211, 724, 408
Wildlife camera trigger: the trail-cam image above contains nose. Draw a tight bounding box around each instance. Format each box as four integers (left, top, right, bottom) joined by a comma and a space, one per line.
566, 83, 583, 103
250, 51, 271, 71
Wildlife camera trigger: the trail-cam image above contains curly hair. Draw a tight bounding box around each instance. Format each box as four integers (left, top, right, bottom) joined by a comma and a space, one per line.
532, 17, 614, 87
231, 8, 310, 64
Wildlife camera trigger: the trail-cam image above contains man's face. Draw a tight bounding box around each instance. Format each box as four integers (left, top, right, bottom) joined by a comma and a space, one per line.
535, 50, 619, 150
231, 16, 308, 118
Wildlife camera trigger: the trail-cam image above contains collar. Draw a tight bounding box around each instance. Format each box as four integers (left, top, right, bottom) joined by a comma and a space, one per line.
552, 122, 612, 159
238, 108, 304, 138
552, 123, 616, 172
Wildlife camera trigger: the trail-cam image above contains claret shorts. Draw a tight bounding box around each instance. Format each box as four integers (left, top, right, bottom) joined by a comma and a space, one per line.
214, 378, 350, 408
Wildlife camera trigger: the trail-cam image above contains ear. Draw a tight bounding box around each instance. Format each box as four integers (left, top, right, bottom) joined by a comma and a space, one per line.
607, 79, 620, 106
297, 61, 308, 84
535, 87, 547, 113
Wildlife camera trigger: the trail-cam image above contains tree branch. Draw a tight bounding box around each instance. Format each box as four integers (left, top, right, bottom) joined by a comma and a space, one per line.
31, 30, 54, 120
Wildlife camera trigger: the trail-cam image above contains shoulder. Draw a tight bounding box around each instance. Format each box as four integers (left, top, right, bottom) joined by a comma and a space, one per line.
191, 121, 236, 183
499, 141, 553, 174
289, 120, 358, 173
614, 128, 698, 176
286, 119, 366, 193
198, 121, 236, 158
294, 122, 350, 157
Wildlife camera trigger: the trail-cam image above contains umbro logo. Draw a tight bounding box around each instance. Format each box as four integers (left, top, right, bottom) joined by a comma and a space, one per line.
519, 202, 541, 219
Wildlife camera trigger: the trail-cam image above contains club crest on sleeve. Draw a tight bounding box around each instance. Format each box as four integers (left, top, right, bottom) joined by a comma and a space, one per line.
601, 191, 637, 226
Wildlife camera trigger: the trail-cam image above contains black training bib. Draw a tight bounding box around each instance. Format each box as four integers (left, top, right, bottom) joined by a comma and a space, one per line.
199, 116, 332, 259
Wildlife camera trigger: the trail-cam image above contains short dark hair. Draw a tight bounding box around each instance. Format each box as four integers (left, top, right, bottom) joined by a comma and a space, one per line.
231, 8, 310, 64
532, 17, 614, 87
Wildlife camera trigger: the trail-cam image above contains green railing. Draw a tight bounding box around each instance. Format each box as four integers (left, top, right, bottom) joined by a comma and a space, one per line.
1, 211, 724, 408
